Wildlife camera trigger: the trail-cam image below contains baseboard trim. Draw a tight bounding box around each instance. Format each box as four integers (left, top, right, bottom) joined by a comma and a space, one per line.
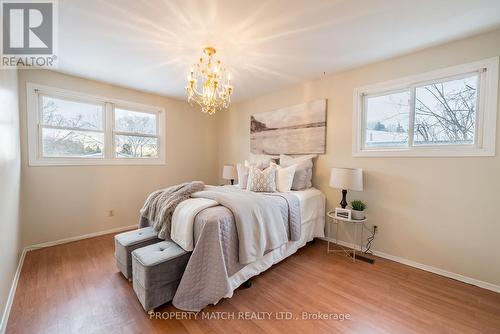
0, 224, 137, 333
321, 237, 500, 294
26, 224, 137, 251
0, 248, 27, 334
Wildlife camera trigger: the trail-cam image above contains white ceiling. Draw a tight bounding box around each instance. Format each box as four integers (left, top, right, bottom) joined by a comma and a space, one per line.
57, 0, 500, 102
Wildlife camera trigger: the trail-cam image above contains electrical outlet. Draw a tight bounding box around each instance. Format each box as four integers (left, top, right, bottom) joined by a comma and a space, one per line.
108, 210, 115, 217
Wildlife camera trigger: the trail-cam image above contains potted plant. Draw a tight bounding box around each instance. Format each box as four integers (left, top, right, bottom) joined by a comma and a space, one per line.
350, 200, 366, 220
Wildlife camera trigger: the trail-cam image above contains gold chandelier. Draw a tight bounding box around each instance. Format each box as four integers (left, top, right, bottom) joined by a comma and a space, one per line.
186, 47, 233, 115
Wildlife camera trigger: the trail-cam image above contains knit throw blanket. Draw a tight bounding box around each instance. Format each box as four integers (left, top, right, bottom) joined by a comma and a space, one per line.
139, 181, 205, 239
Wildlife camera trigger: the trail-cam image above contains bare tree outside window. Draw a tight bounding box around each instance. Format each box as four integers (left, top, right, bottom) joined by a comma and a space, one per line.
114, 108, 158, 158
363, 75, 479, 150
29, 84, 166, 165
41, 96, 104, 157
414, 75, 477, 145
40, 99, 159, 159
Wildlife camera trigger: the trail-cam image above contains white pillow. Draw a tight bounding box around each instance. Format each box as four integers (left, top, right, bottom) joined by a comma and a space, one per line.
246, 165, 277, 192
279, 154, 314, 190
248, 153, 277, 169
271, 162, 296, 192
236, 162, 249, 189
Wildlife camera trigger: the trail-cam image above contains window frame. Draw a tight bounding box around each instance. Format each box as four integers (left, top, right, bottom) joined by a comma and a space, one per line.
112, 105, 161, 160
27, 83, 166, 166
37, 93, 107, 159
353, 57, 499, 157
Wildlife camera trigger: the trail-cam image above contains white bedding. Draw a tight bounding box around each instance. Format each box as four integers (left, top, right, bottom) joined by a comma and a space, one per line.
171, 198, 218, 251
171, 186, 325, 253
226, 187, 325, 292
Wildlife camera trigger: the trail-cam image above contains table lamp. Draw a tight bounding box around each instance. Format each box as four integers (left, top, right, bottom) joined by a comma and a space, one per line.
222, 165, 237, 185
329, 167, 363, 208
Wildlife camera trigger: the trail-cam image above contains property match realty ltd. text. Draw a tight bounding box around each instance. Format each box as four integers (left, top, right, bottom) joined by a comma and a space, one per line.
150, 311, 352, 321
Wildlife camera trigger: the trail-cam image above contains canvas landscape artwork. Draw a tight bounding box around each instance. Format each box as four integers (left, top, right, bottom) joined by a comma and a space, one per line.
250, 99, 327, 155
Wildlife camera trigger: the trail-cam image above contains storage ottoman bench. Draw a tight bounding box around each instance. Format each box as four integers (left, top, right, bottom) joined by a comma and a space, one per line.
132, 241, 190, 312
114, 227, 161, 280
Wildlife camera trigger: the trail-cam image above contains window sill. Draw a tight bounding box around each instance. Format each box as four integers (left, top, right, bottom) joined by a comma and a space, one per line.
353, 146, 495, 157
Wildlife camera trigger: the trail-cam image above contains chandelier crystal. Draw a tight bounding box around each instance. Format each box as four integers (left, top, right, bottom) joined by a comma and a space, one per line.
186, 47, 233, 115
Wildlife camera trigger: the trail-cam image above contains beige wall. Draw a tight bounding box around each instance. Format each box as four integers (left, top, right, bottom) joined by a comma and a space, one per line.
0, 70, 22, 329
19, 70, 218, 247
216, 29, 500, 286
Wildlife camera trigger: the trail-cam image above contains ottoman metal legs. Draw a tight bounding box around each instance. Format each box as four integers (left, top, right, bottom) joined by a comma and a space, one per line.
132, 241, 190, 312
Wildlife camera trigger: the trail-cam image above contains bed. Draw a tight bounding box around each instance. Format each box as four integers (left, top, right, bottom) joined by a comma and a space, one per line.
227, 187, 325, 290
148, 185, 325, 311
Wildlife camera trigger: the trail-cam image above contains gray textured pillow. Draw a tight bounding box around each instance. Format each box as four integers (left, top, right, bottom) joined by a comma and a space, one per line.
248, 153, 277, 169
246, 165, 277, 192
279, 154, 314, 190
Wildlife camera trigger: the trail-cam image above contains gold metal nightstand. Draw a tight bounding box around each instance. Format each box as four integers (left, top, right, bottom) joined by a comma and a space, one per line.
327, 211, 368, 262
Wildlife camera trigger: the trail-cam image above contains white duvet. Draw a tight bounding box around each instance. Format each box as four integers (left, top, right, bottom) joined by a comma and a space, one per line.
170, 186, 325, 252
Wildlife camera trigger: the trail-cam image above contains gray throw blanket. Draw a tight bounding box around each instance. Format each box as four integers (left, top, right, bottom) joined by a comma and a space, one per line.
139, 181, 205, 239
192, 186, 301, 264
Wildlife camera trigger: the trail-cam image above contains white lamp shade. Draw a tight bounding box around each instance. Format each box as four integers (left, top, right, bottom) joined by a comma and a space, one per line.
222, 165, 237, 180
329, 167, 363, 191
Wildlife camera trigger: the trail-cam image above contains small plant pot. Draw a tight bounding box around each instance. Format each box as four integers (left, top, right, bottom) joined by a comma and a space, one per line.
351, 209, 365, 220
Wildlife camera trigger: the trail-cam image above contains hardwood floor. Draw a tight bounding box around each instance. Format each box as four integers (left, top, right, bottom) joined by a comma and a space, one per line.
6, 234, 500, 334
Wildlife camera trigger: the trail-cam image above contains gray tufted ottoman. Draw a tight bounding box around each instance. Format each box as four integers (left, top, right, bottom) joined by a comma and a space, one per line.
114, 227, 161, 280
132, 240, 190, 312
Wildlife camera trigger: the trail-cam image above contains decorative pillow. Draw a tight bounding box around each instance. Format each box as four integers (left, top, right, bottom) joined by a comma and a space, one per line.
236, 162, 249, 189
279, 154, 314, 190
246, 165, 277, 192
237, 160, 264, 189
271, 162, 297, 192
248, 153, 277, 169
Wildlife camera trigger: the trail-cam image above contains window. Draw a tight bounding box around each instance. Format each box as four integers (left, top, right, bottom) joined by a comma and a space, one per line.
40, 95, 105, 158
27, 83, 166, 165
114, 108, 158, 158
414, 75, 477, 146
364, 90, 410, 148
353, 57, 498, 157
